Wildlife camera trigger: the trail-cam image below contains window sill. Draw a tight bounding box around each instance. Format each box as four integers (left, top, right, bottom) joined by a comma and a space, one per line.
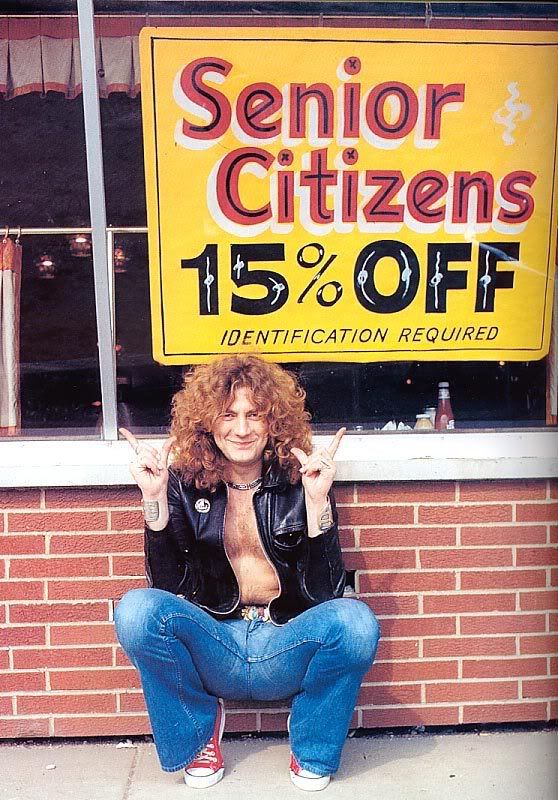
0, 429, 556, 487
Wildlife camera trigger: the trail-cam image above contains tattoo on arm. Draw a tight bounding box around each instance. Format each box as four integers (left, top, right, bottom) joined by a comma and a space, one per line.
318, 501, 333, 532
142, 500, 160, 523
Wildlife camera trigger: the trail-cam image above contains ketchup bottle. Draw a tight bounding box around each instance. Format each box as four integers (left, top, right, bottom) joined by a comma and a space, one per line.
435, 381, 455, 430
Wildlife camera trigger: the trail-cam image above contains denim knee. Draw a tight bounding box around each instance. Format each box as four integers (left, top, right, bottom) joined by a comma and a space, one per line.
114, 587, 168, 654
326, 599, 380, 667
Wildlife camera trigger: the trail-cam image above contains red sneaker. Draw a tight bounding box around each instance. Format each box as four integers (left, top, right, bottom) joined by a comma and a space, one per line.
184, 699, 226, 788
289, 753, 331, 792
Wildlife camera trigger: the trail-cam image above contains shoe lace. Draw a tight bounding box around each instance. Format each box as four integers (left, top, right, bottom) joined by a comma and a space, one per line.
191, 739, 218, 766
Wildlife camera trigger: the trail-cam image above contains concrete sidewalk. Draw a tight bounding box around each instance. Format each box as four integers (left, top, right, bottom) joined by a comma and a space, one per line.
0, 729, 556, 800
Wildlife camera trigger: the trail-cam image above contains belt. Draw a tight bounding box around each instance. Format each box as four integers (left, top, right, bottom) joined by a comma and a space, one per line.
237, 605, 272, 623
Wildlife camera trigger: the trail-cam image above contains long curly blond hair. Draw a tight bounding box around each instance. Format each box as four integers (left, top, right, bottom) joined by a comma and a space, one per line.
169, 355, 312, 490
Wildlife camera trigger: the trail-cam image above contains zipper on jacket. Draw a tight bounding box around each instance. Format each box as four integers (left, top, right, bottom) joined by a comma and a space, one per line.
198, 486, 241, 617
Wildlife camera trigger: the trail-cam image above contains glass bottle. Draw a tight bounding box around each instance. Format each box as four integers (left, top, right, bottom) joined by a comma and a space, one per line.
435, 381, 455, 430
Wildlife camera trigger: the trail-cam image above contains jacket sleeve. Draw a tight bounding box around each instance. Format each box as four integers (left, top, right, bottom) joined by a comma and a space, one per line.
144, 470, 196, 595
301, 490, 346, 603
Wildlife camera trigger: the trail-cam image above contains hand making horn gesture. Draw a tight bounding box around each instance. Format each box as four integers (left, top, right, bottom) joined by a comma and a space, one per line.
290, 427, 346, 504
119, 427, 176, 499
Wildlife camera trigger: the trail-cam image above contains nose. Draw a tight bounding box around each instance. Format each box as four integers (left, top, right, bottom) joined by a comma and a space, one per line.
234, 414, 250, 437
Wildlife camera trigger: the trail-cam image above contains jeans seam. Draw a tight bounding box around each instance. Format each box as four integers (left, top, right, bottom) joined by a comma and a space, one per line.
160, 611, 244, 659
247, 637, 323, 663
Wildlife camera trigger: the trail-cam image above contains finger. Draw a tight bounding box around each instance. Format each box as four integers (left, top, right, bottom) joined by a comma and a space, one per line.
161, 436, 176, 466
119, 427, 139, 452
290, 447, 308, 467
326, 427, 347, 458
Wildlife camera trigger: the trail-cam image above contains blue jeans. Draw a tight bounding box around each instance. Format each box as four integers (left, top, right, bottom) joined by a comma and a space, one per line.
114, 588, 380, 776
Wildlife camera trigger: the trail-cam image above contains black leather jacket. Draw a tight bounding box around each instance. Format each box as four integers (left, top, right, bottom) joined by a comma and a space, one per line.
144, 465, 346, 624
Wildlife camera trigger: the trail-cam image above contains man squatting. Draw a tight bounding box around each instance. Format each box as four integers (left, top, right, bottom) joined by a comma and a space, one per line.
116, 354, 380, 791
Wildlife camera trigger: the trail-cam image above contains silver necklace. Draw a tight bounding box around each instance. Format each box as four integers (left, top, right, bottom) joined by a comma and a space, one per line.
225, 477, 263, 491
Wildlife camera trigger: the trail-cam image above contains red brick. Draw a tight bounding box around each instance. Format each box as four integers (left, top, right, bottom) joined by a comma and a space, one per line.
10, 601, 110, 623
47, 577, 145, 601
45, 488, 140, 509
0, 650, 8, 668
0, 607, 5, 623
419, 505, 512, 524
462, 702, 547, 724
519, 634, 558, 655
0, 718, 50, 738
8, 512, 108, 533
119, 692, 146, 712
49, 668, 140, 691
0, 518, 3, 533
424, 593, 516, 614
50, 624, 117, 646
224, 713, 258, 732
459, 480, 546, 502
0, 697, 12, 714
364, 595, 419, 616
333, 484, 355, 504
115, 648, 132, 667
0, 490, 41, 509
359, 683, 422, 705
17, 693, 117, 715
0, 535, 46, 555
375, 639, 419, 660
0, 626, 45, 647
260, 712, 289, 732
0, 581, 44, 601
423, 636, 516, 657
520, 590, 558, 611
360, 527, 456, 548
522, 678, 558, 698
462, 657, 547, 679
338, 506, 414, 526
516, 546, 558, 566
550, 701, 558, 719
420, 548, 513, 569
0, 672, 45, 692
338, 529, 355, 549
461, 525, 547, 546
550, 481, 558, 500
369, 660, 458, 682
362, 706, 459, 727
110, 511, 144, 530
379, 616, 456, 638
10, 557, 110, 578
50, 532, 143, 555
359, 571, 455, 593
13, 647, 113, 670
516, 504, 558, 523
460, 614, 546, 635
53, 715, 150, 737
112, 556, 144, 576
357, 482, 456, 504
345, 550, 416, 571
551, 569, 558, 587
426, 680, 519, 703
551, 526, 558, 544
460, 570, 546, 590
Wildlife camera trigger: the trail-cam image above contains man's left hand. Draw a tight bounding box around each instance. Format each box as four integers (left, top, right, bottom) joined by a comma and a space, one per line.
291, 427, 346, 506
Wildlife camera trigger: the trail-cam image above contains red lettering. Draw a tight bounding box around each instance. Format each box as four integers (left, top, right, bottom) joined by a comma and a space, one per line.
362, 171, 404, 222
236, 82, 283, 139
215, 148, 273, 225
424, 83, 465, 139
299, 148, 337, 223
365, 82, 418, 139
407, 171, 448, 223
289, 84, 335, 139
497, 171, 536, 223
179, 57, 232, 141
452, 171, 494, 224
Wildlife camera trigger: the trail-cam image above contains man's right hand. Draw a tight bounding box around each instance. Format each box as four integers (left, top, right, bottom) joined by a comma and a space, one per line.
119, 428, 176, 500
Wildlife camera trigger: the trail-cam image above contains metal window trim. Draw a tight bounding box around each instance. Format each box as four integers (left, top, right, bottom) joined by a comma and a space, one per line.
0, 430, 556, 487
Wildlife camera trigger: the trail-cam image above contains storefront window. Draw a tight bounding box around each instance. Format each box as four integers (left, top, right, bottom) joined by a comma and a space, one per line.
0, 2, 556, 442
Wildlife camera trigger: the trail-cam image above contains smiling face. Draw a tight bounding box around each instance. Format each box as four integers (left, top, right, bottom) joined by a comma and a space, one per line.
212, 387, 269, 480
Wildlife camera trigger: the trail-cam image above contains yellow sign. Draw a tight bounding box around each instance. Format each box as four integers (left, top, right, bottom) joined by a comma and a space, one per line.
139, 26, 558, 363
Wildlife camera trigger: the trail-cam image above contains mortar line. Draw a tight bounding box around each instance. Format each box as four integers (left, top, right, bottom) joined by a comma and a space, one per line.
121, 744, 140, 800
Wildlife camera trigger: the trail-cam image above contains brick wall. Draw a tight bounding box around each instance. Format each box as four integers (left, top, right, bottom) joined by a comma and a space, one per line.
1, 479, 557, 739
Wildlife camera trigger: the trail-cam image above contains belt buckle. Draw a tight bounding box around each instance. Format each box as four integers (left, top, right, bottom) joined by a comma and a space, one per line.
240, 605, 270, 622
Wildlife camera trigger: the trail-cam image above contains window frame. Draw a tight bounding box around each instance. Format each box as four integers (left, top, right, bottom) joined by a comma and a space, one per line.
1, 0, 557, 485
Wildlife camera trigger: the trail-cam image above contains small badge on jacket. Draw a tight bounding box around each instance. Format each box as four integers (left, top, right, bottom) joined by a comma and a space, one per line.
195, 498, 210, 513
